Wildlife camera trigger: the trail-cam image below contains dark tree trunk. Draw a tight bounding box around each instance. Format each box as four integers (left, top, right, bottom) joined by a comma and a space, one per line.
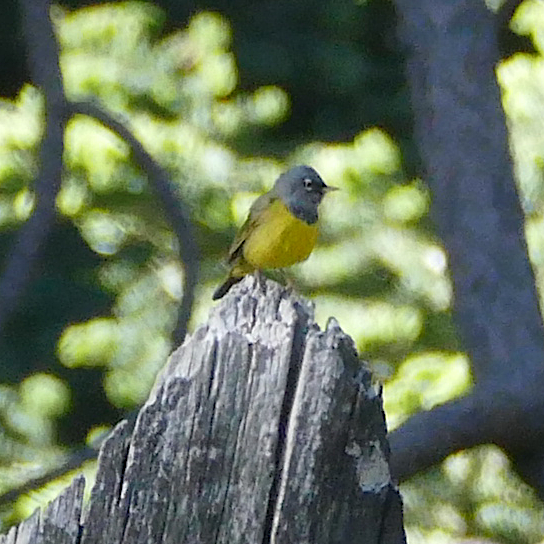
390, 0, 544, 497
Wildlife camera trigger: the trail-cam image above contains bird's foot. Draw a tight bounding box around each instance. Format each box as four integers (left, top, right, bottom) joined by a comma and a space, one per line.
254, 270, 266, 293
279, 269, 297, 295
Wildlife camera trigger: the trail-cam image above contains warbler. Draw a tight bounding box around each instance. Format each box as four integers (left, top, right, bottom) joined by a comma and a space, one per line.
212, 165, 336, 300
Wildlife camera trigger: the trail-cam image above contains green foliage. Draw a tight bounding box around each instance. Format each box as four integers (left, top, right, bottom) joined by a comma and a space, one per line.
404, 447, 544, 544
384, 352, 471, 430
1, 1, 544, 542
499, 2, 544, 321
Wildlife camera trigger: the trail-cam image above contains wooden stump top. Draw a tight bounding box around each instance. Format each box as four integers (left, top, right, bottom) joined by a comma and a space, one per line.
1, 276, 405, 544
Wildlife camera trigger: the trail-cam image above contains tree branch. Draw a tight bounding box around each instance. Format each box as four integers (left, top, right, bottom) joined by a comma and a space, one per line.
394, 0, 544, 384
0, 0, 66, 334
0, 445, 96, 508
389, 394, 484, 483
0, 409, 140, 509
389, 382, 544, 495
0, 4, 198, 508
3, 3, 199, 345
68, 101, 199, 344
390, 0, 544, 495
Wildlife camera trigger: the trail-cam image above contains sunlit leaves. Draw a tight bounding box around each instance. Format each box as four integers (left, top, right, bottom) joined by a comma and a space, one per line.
383, 352, 471, 430
404, 446, 544, 544
498, 9, 544, 321
511, 0, 544, 54
251, 86, 290, 126
19, 374, 70, 419
54, 3, 164, 54
187, 11, 232, 54
352, 128, 401, 175
0, 86, 42, 221
0, 86, 43, 151
314, 297, 423, 355
382, 182, 429, 224
58, 318, 120, 368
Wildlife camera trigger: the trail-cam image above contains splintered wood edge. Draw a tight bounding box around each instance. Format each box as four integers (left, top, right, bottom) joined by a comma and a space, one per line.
1, 276, 400, 544
0, 476, 85, 544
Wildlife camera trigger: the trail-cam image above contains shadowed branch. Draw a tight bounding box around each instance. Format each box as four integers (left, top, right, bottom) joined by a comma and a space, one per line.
68, 100, 199, 344
0, 0, 66, 334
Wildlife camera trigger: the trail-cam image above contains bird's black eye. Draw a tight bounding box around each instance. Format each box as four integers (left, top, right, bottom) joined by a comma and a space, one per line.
303, 178, 313, 191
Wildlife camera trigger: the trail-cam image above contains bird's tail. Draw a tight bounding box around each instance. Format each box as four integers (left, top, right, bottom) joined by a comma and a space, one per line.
212, 275, 243, 300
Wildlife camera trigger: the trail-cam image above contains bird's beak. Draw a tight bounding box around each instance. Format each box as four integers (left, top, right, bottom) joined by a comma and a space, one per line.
324, 185, 339, 192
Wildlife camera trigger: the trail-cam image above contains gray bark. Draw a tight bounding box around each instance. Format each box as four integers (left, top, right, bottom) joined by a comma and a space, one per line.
1, 277, 405, 543
0, 0, 67, 332
393, 0, 544, 385
389, 0, 544, 496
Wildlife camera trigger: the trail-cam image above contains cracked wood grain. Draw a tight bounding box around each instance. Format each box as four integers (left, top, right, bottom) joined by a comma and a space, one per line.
2, 276, 405, 544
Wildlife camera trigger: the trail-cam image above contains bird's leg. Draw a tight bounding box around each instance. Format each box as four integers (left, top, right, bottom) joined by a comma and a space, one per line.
254, 269, 266, 292
280, 269, 297, 294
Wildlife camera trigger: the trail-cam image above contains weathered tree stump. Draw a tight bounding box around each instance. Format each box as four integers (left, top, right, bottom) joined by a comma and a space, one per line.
1, 276, 406, 543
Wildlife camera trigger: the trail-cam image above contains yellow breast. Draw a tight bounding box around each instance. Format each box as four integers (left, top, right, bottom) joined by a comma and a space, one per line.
243, 199, 319, 269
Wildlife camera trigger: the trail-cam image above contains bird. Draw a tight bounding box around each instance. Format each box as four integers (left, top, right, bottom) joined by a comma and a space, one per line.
212, 165, 336, 300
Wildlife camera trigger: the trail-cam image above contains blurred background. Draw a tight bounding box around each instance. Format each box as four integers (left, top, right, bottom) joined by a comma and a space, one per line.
1, 0, 544, 542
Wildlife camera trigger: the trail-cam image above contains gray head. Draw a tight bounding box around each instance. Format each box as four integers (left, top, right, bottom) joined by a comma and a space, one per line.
273, 165, 335, 224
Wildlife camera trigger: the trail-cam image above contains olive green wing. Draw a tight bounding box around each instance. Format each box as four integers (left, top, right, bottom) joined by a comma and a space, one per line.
228, 192, 277, 263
